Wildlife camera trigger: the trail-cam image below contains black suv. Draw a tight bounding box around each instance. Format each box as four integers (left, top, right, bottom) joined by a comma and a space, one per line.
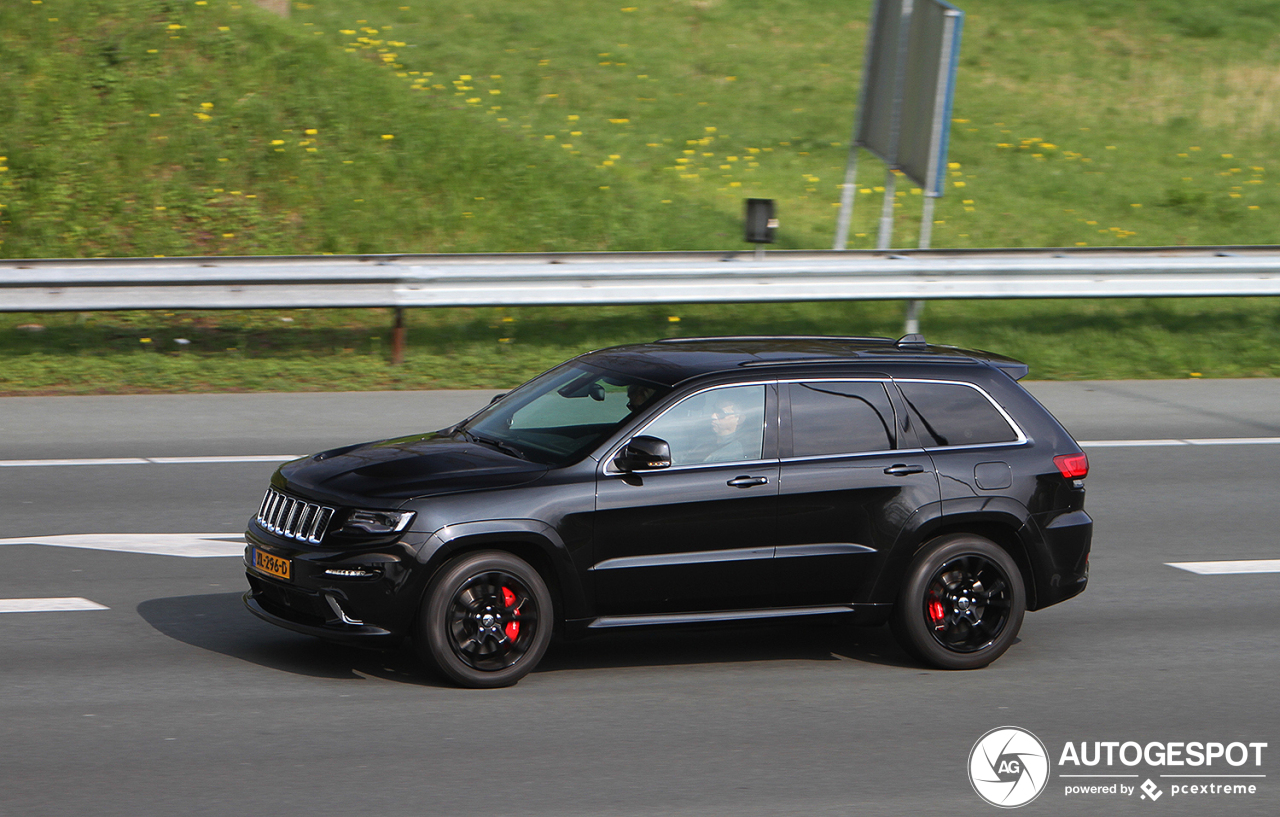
244, 336, 1091, 687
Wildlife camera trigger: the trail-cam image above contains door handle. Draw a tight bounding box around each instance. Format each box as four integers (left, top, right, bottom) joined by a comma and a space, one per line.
884, 463, 925, 476
727, 475, 770, 487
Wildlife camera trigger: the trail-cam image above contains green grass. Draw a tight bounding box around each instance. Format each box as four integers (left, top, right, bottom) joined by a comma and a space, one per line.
2, 0, 1279, 393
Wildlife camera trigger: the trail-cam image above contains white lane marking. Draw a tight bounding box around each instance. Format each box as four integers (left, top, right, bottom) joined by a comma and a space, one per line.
1166, 559, 1280, 575
0, 455, 301, 467
0, 438, 1278, 467
1081, 437, 1280, 448
146, 455, 302, 464
0, 597, 109, 613
0, 534, 245, 558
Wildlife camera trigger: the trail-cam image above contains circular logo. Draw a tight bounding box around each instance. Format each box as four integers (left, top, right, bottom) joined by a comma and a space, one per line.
968, 727, 1051, 808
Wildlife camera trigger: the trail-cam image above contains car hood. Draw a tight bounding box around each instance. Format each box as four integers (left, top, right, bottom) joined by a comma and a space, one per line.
276, 433, 550, 504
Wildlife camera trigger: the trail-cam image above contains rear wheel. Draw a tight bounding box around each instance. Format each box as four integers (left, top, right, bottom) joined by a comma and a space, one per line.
418, 551, 553, 688
891, 534, 1025, 670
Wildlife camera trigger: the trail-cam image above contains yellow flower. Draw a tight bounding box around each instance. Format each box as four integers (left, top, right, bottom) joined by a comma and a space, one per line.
305, 129, 317, 135
381, 134, 394, 140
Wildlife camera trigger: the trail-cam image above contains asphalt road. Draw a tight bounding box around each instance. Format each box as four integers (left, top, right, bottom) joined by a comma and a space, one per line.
1, 382, 1277, 816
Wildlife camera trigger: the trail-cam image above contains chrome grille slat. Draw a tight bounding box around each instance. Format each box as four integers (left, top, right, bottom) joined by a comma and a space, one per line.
255, 488, 334, 545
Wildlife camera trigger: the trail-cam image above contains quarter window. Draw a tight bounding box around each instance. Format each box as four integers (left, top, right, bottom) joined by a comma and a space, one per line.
789, 381, 896, 457
640, 385, 766, 466
896, 381, 1018, 447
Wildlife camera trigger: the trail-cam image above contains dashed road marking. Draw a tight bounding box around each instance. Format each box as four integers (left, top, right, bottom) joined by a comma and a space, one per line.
0, 455, 300, 467
1081, 437, 1280, 448
0, 534, 245, 558
1166, 559, 1280, 575
2, 438, 1280, 468
0, 597, 109, 613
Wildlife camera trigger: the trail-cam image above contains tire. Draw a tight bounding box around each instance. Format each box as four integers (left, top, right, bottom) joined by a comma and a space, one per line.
890, 534, 1026, 670
417, 550, 554, 688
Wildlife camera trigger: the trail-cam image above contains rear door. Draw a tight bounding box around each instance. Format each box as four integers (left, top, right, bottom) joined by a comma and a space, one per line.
773, 378, 940, 606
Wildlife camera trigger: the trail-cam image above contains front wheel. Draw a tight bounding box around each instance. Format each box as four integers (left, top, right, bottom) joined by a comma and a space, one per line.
891, 534, 1026, 670
418, 551, 553, 688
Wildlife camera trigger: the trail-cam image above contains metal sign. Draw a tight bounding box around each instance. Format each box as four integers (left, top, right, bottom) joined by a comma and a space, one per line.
835, 0, 964, 250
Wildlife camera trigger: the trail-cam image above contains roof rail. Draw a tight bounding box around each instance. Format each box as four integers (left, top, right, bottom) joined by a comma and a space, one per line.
738, 354, 981, 368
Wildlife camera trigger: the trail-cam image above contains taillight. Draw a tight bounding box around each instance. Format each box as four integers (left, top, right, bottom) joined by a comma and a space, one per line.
1054, 453, 1089, 479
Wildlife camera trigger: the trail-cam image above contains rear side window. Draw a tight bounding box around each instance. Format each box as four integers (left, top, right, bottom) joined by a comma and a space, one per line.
896, 381, 1018, 447
789, 381, 896, 457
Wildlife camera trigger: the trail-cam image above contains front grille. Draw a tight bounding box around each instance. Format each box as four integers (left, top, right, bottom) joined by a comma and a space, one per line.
256, 487, 334, 545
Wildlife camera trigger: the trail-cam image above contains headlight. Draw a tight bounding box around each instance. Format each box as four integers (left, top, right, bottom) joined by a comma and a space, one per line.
339, 509, 416, 535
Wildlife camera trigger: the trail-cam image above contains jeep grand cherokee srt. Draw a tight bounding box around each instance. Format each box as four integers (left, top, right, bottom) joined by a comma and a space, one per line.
244, 335, 1091, 687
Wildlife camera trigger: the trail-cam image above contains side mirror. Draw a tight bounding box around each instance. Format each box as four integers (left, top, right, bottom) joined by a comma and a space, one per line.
615, 436, 672, 472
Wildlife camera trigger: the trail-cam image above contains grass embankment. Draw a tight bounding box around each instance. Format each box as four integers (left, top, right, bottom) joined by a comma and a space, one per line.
2, 0, 1279, 393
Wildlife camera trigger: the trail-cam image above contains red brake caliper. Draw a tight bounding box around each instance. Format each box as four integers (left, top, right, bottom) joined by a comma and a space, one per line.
927, 595, 946, 629
502, 586, 521, 641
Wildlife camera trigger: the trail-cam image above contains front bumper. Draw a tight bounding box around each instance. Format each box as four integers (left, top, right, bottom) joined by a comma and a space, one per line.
242, 528, 430, 644
242, 587, 398, 644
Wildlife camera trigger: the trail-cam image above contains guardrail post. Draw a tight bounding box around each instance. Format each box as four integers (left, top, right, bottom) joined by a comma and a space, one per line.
391, 308, 406, 366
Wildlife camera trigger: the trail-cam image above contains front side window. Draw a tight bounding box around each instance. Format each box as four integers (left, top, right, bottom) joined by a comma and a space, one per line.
463, 363, 666, 464
896, 381, 1019, 447
789, 381, 896, 457
640, 385, 766, 466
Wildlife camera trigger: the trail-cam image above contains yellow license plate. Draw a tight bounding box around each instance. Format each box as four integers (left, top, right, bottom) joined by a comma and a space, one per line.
253, 549, 291, 581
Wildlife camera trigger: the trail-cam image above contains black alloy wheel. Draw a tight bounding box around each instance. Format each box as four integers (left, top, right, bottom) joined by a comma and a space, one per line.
419, 551, 553, 688
891, 534, 1026, 670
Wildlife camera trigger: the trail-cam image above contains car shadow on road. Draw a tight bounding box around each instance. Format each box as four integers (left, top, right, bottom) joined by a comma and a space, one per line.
136, 591, 447, 687
138, 592, 923, 684
537, 618, 921, 674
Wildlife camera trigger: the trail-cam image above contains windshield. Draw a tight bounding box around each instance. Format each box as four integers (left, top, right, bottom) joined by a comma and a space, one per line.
460, 363, 667, 466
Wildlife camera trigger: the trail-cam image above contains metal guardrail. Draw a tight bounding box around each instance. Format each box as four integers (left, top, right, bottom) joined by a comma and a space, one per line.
4, 246, 1280, 312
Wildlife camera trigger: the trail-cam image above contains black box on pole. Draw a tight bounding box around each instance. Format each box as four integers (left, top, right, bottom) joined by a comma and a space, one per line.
744, 198, 777, 244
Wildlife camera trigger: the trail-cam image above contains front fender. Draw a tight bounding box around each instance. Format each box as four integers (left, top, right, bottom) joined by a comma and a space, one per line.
415, 519, 588, 622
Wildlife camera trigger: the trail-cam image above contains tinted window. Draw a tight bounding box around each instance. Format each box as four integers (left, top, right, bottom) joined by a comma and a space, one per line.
789, 381, 896, 456
641, 385, 766, 466
896, 381, 1018, 447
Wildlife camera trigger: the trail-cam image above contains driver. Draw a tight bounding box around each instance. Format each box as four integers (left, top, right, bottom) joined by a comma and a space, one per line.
702, 395, 746, 462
